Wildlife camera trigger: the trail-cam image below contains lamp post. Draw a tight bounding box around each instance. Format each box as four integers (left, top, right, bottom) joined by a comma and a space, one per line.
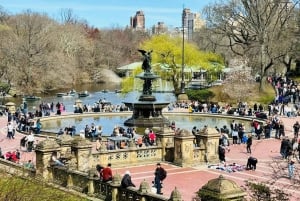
180, 20, 185, 94
177, 6, 189, 101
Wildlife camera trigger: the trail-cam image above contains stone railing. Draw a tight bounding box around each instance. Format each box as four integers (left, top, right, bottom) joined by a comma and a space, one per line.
50, 166, 179, 201
0, 158, 36, 177
93, 146, 162, 168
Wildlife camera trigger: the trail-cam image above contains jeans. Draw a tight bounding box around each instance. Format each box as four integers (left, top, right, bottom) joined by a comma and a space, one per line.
288, 163, 294, 178
154, 177, 162, 194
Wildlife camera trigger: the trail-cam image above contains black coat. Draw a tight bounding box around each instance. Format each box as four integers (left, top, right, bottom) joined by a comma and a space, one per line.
121, 174, 135, 188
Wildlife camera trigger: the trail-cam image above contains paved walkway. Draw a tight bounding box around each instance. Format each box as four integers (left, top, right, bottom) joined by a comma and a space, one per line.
0, 114, 300, 200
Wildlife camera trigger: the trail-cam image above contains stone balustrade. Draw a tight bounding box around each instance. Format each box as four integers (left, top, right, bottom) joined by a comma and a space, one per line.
0, 124, 225, 200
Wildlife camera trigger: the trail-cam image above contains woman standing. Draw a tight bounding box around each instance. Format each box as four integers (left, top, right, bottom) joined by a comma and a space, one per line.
246, 133, 253, 154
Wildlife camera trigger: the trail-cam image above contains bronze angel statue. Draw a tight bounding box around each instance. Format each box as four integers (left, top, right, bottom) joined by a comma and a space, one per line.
138, 49, 153, 73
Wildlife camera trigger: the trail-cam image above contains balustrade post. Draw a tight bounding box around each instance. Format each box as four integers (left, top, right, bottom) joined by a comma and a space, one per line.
35, 138, 61, 180
87, 170, 95, 196
111, 173, 122, 201
71, 137, 93, 172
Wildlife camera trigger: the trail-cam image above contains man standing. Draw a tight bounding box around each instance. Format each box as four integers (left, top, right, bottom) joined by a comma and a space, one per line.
154, 163, 167, 195
101, 163, 113, 182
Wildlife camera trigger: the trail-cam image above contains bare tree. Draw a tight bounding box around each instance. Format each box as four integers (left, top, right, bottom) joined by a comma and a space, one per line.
203, 0, 300, 90
4, 10, 58, 94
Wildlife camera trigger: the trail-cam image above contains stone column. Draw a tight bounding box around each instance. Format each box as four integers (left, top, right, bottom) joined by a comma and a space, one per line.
111, 173, 121, 201
71, 137, 93, 172
173, 129, 195, 167
138, 180, 152, 201
56, 134, 73, 156
169, 187, 182, 201
155, 126, 175, 162
35, 138, 61, 180
199, 127, 220, 164
87, 170, 95, 196
198, 175, 246, 200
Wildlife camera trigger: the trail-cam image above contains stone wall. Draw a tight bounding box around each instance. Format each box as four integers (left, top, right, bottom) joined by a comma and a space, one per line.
0, 158, 35, 177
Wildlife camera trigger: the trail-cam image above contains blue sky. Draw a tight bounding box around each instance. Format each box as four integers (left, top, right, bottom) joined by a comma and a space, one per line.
0, 0, 215, 29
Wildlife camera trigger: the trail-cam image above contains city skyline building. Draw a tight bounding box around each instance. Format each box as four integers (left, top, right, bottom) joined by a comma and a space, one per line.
151, 22, 168, 35
130, 10, 145, 31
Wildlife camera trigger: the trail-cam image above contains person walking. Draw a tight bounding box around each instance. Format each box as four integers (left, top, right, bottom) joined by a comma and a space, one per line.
246, 133, 253, 154
153, 163, 167, 195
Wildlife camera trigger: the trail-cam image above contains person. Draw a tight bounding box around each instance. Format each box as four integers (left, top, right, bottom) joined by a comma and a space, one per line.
153, 163, 167, 195
95, 164, 103, 178
288, 159, 295, 179
51, 152, 64, 166
90, 123, 97, 140
101, 163, 113, 182
95, 137, 102, 151
246, 133, 252, 154
26, 131, 35, 152
232, 128, 238, 145
148, 129, 156, 146
7, 122, 14, 139
84, 124, 91, 138
24, 160, 34, 169
121, 170, 136, 188
16, 149, 21, 162
135, 136, 143, 147
57, 128, 64, 137
246, 156, 258, 170
293, 121, 300, 138
218, 144, 226, 163
35, 119, 42, 134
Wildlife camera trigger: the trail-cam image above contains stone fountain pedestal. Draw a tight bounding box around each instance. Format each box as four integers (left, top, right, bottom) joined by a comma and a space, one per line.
123, 61, 170, 128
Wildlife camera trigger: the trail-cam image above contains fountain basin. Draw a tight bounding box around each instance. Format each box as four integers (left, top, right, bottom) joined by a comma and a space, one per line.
123, 101, 170, 127
40, 112, 258, 136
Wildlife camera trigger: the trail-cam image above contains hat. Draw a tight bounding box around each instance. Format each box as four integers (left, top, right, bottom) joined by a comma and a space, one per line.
125, 170, 130, 175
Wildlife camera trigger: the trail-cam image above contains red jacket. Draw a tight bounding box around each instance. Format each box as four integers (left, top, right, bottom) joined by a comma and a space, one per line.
101, 167, 112, 181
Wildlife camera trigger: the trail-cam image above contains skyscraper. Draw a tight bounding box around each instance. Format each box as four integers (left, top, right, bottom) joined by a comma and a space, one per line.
130, 11, 145, 31
182, 8, 194, 40
182, 8, 205, 40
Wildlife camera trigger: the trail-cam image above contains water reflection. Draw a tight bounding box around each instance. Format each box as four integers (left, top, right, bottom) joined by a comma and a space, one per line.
2, 83, 177, 113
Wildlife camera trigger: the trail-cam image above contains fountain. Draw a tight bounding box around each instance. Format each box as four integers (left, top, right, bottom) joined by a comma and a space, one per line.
123, 50, 170, 127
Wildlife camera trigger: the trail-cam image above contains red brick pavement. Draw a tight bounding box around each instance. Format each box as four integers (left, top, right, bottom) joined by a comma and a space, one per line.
0, 114, 300, 201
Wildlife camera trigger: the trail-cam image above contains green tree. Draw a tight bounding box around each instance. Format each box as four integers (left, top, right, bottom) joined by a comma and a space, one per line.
140, 34, 224, 95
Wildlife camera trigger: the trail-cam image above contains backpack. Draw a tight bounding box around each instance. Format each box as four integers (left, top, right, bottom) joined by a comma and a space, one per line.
160, 168, 167, 181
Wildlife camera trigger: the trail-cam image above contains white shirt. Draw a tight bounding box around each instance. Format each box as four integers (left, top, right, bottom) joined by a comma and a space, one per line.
26, 134, 35, 142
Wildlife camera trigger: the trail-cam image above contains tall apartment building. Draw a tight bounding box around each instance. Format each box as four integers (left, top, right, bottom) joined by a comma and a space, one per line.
152, 22, 168, 35
182, 8, 205, 40
130, 10, 145, 31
